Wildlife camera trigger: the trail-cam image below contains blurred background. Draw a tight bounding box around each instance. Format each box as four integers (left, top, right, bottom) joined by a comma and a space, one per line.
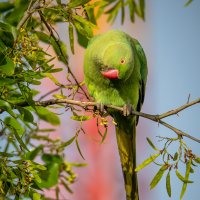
44, 1, 200, 199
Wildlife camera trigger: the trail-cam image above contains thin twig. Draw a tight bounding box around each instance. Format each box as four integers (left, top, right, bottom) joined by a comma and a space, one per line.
38, 86, 62, 101
159, 98, 200, 119
38, 83, 80, 101
17, 0, 41, 30
38, 11, 90, 100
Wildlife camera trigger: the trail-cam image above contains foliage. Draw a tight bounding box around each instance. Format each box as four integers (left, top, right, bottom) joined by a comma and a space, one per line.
0, 0, 195, 199
136, 136, 200, 199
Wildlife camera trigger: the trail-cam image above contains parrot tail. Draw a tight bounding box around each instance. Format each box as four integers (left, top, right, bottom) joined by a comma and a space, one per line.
116, 120, 139, 200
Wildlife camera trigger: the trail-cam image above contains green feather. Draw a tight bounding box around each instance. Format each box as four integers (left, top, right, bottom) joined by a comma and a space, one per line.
84, 30, 148, 200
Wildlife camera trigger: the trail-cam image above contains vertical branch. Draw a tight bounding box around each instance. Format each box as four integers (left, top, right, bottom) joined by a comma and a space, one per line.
17, 0, 41, 30
38, 11, 90, 100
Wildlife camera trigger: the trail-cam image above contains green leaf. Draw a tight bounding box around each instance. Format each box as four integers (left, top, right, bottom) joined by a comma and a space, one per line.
0, 78, 17, 86
35, 31, 68, 64
58, 136, 76, 150
53, 94, 67, 99
180, 159, 192, 199
194, 157, 200, 164
31, 181, 43, 191
44, 73, 61, 85
5, 117, 24, 136
68, 0, 90, 8
18, 107, 34, 123
47, 68, 63, 73
72, 14, 97, 29
70, 162, 87, 167
32, 171, 42, 183
0, 99, 16, 118
74, 19, 93, 39
33, 193, 41, 200
36, 106, 60, 125
18, 84, 35, 108
25, 145, 43, 160
166, 171, 171, 197
139, 0, 145, 19
0, 2, 14, 12
2, 108, 30, 152
135, 152, 160, 172
0, 40, 7, 51
101, 127, 108, 144
106, 1, 120, 23
146, 137, 158, 151
76, 137, 85, 160
127, 0, 135, 22
15, 133, 29, 151
150, 165, 167, 189
37, 128, 56, 132
35, 31, 51, 44
38, 163, 59, 188
0, 56, 15, 75
71, 115, 91, 121
120, 0, 125, 24
33, 163, 47, 171
76, 29, 89, 48
175, 169, 193, 183
5, 1, 29, 26
0, 21, 17, 39
98, 127, 103, 137
0, 152, 14, 157
190, 167, 194, 173
85, 5, 97, 24
42, 154, 63, 165
69, 23, 75, 54
184, 0, 193, 7
51, 39, 68, 64
173, 152, 178, 161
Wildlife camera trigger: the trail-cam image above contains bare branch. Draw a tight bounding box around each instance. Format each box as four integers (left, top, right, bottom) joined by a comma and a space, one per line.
38, 83, 80, 101
159, 98, 200, 119
4, 97, 198, 143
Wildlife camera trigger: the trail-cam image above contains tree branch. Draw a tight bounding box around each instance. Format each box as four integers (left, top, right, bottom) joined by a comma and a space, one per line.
37, 83, 81, 101
17, 0, 41, 30
38, 11, 90, 100
159, 98, 200, 119
17, 0, 90, 100
7, 97, 199, 144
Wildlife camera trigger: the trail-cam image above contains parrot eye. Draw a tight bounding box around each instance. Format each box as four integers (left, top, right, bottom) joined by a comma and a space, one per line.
120, 58, 125, 64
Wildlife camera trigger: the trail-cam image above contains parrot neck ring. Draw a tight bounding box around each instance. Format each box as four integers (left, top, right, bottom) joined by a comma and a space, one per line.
100, 68, 119, 79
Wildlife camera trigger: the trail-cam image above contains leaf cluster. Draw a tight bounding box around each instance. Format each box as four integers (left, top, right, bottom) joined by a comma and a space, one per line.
136, 136, 200, 199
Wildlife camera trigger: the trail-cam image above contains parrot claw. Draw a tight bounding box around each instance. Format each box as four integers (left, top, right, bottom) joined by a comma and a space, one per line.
96, 102, 105, 113
123, 104, 134, 116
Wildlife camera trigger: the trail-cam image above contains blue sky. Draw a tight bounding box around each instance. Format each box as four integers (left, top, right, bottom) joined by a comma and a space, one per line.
152, 1, 200, 199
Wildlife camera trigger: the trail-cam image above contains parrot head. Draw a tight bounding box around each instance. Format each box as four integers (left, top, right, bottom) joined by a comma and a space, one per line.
100, 42, 134, 80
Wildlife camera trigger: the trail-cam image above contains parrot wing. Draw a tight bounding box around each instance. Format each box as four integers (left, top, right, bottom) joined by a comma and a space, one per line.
132, 38, 148, 122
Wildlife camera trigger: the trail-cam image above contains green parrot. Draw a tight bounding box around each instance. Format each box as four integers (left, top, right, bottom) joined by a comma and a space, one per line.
84, 30, 148, 200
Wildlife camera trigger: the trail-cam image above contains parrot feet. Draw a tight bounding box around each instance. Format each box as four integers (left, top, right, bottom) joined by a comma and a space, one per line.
123, 104, 134, 116
95, 102, 105, 114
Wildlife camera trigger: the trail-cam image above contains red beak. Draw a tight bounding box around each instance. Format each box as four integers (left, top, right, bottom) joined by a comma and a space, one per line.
101, 69, 119, 79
